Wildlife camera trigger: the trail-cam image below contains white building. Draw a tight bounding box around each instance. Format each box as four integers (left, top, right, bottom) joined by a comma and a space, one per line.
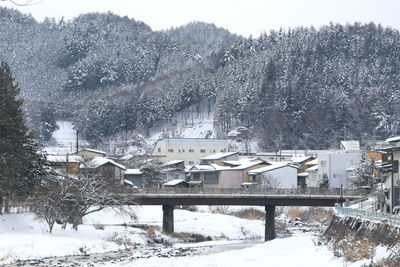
317, 152, 362, 189
152, 138, 229, 165
249, 162, 298, 188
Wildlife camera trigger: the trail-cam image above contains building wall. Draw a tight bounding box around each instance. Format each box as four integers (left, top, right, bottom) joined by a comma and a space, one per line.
318, 152, 362, 189
152, 139, 229, 165
218, 170, 243, 188
49, 162, 80, 176
260, 167, 298, 188
307, 170, 319, 188
242, 164, 270, 183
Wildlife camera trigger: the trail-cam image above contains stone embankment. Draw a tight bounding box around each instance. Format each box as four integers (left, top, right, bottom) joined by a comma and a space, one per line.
324, 214, 400, 247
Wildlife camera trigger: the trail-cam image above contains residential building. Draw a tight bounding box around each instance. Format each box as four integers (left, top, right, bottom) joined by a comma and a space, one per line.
124, 169, 142, 187
381, 136, 400, 213
188, 164, 240, 188
85, 157, 126, 185
152, 138, 229, 165
248, 162, 298, 188
200, 152, 238, 165
317, 152, 362, 189
76, 148, 107, 160
47, 155, 83, 177
306, 165, 319, 188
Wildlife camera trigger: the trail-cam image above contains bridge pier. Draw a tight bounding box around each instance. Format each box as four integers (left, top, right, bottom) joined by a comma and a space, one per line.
162, 205, 174, 233
265, 205, 276, 241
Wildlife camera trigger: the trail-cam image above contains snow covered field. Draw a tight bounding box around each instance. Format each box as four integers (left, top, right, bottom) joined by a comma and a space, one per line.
0, 206, 392, 266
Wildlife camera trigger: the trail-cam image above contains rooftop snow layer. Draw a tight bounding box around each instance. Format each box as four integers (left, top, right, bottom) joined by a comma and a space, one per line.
85, 157, 126, 170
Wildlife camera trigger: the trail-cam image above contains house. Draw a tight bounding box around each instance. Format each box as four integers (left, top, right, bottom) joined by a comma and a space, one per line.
306, 165, 319, 188
162, 160, 185, 170
47, 155, 83, 177
188, 164, 243, 188
124, 169, 142, 187
290, 156, 316, 173
152, 138, 229, 165
85, 157, 126, 184
380, 136, 400, 213
248, 162, 298, 188
200, 152, 238, 165
163, 179, 189, 188
317, 152, 362, 189
228, 159, 270, 184
76, 148, 107, 160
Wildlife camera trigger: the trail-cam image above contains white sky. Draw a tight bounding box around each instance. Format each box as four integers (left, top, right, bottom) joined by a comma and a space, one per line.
1, 0, 399, 37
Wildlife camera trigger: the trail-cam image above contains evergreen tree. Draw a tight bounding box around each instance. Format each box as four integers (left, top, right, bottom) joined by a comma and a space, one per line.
0, 62, 47, 204
349, 159, 374, 189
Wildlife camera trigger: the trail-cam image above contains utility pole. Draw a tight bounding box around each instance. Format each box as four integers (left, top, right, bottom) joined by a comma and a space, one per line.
76, 129, 79, 154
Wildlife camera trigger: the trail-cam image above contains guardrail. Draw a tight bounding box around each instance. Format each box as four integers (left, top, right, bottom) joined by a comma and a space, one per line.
336, 206, 400, 227
132, 187, 367, 197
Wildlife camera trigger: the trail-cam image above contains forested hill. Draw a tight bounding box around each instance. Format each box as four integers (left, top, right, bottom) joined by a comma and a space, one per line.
1, 7, 400, 150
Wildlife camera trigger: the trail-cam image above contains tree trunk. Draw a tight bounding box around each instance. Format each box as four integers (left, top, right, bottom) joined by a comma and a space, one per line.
4, 198, 9, 213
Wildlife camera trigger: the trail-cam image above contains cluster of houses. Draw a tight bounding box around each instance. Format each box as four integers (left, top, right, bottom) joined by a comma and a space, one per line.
46, 137, 400, 214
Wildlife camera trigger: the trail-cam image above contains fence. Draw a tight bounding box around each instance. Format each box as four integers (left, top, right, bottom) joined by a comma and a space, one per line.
135, 187, 367, 197
0, 199, 32, 214
336, 206, 400, 227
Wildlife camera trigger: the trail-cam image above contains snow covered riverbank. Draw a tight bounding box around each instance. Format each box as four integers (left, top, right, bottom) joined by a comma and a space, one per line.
0, 206, 390, 266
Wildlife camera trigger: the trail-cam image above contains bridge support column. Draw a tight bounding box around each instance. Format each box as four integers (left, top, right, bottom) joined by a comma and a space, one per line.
162, 205, 174, 233
265, 205, 276, 241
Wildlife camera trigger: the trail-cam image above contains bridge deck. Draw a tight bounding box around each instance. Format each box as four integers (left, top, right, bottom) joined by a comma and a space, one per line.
125, 188, 365, 207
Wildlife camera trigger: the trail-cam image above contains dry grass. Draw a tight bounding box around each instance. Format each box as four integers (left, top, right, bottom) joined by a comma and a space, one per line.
209, 206, 230, 214
286, 208, 305, 220
105, 232, 133, 247
0, 251, 11, 262
331, 238, 376, 262
230, 208, 265, 221
146, 226, 155, 238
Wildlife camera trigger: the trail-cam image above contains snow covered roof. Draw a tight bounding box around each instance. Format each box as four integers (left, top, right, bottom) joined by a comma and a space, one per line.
85, 157, 126, 170
47, 155, 83, 163
200, 152, 238, 160
190, 164, 231, 172
306, 165, 318, 171
231, 160, 268, 170
120, 154, 134, 160
163, 179, 189, 186
162, 160, 184, 167
290, 156, 314, 164
297, 172, 309, 177
305, 158, 318, 166
385, 136, 400, 144
340, 140, 360, 151
346, 166, 355, 171
248, 162, 297, 175
125, 169, 142, 175
79, 148, 107, 155
227, 130, 240, 137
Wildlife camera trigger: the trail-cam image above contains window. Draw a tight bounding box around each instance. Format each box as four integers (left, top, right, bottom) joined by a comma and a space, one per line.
182, 149, 185, 152
204, 172, 219, 184
320, 160, 326, 167
213, 150, 216, 153
168, 149, 174, 153
394, 160, 399, 174
189, 161, 195, 165
178, 149, 181, 153
200, 149, 206, 153
157, 148, 161, 152
193, 173, 200, 180
189, 149, 195, 153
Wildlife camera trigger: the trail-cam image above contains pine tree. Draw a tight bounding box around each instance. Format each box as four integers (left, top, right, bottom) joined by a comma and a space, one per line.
0, 62, 47, 204
349, 159, 374, 189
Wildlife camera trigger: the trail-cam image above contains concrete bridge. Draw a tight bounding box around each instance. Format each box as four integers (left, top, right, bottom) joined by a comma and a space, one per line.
122, 188, 366, 241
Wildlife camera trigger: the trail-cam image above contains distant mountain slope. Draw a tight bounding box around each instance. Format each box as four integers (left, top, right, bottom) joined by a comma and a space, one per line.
1, 7, 400, 150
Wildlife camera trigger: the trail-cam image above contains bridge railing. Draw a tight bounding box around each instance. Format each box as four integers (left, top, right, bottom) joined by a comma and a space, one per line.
336, 206, 400, 227
132, 187, 366, 197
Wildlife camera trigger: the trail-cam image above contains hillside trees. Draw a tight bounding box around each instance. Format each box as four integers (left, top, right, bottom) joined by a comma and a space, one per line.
0, 62, 47, 206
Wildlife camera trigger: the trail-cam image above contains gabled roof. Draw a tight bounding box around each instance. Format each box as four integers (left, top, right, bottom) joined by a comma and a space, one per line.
47, 155, 83, 163
305, 158, 318, 166
163, 179, 189, 186
79, 148, 107, 155
290, 156, 314, 164
385, 136, 400, 144
248, 162, 297, 175
306, 165, 318, 171
200, 152, 238, 160
162, 160, 184, 167
86, 157, 126, 170
189, 164, 231, 172
231, 160, 268, 170
125, 169, 142, 175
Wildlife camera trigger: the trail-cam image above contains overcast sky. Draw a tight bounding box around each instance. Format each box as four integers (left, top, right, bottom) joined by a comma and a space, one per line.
1, 0, 399, 37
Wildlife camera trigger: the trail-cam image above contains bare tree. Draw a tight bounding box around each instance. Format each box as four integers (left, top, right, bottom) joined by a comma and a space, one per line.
0, 0, 42, 6
32, 170, 136, 232
260, 174, 281, 188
